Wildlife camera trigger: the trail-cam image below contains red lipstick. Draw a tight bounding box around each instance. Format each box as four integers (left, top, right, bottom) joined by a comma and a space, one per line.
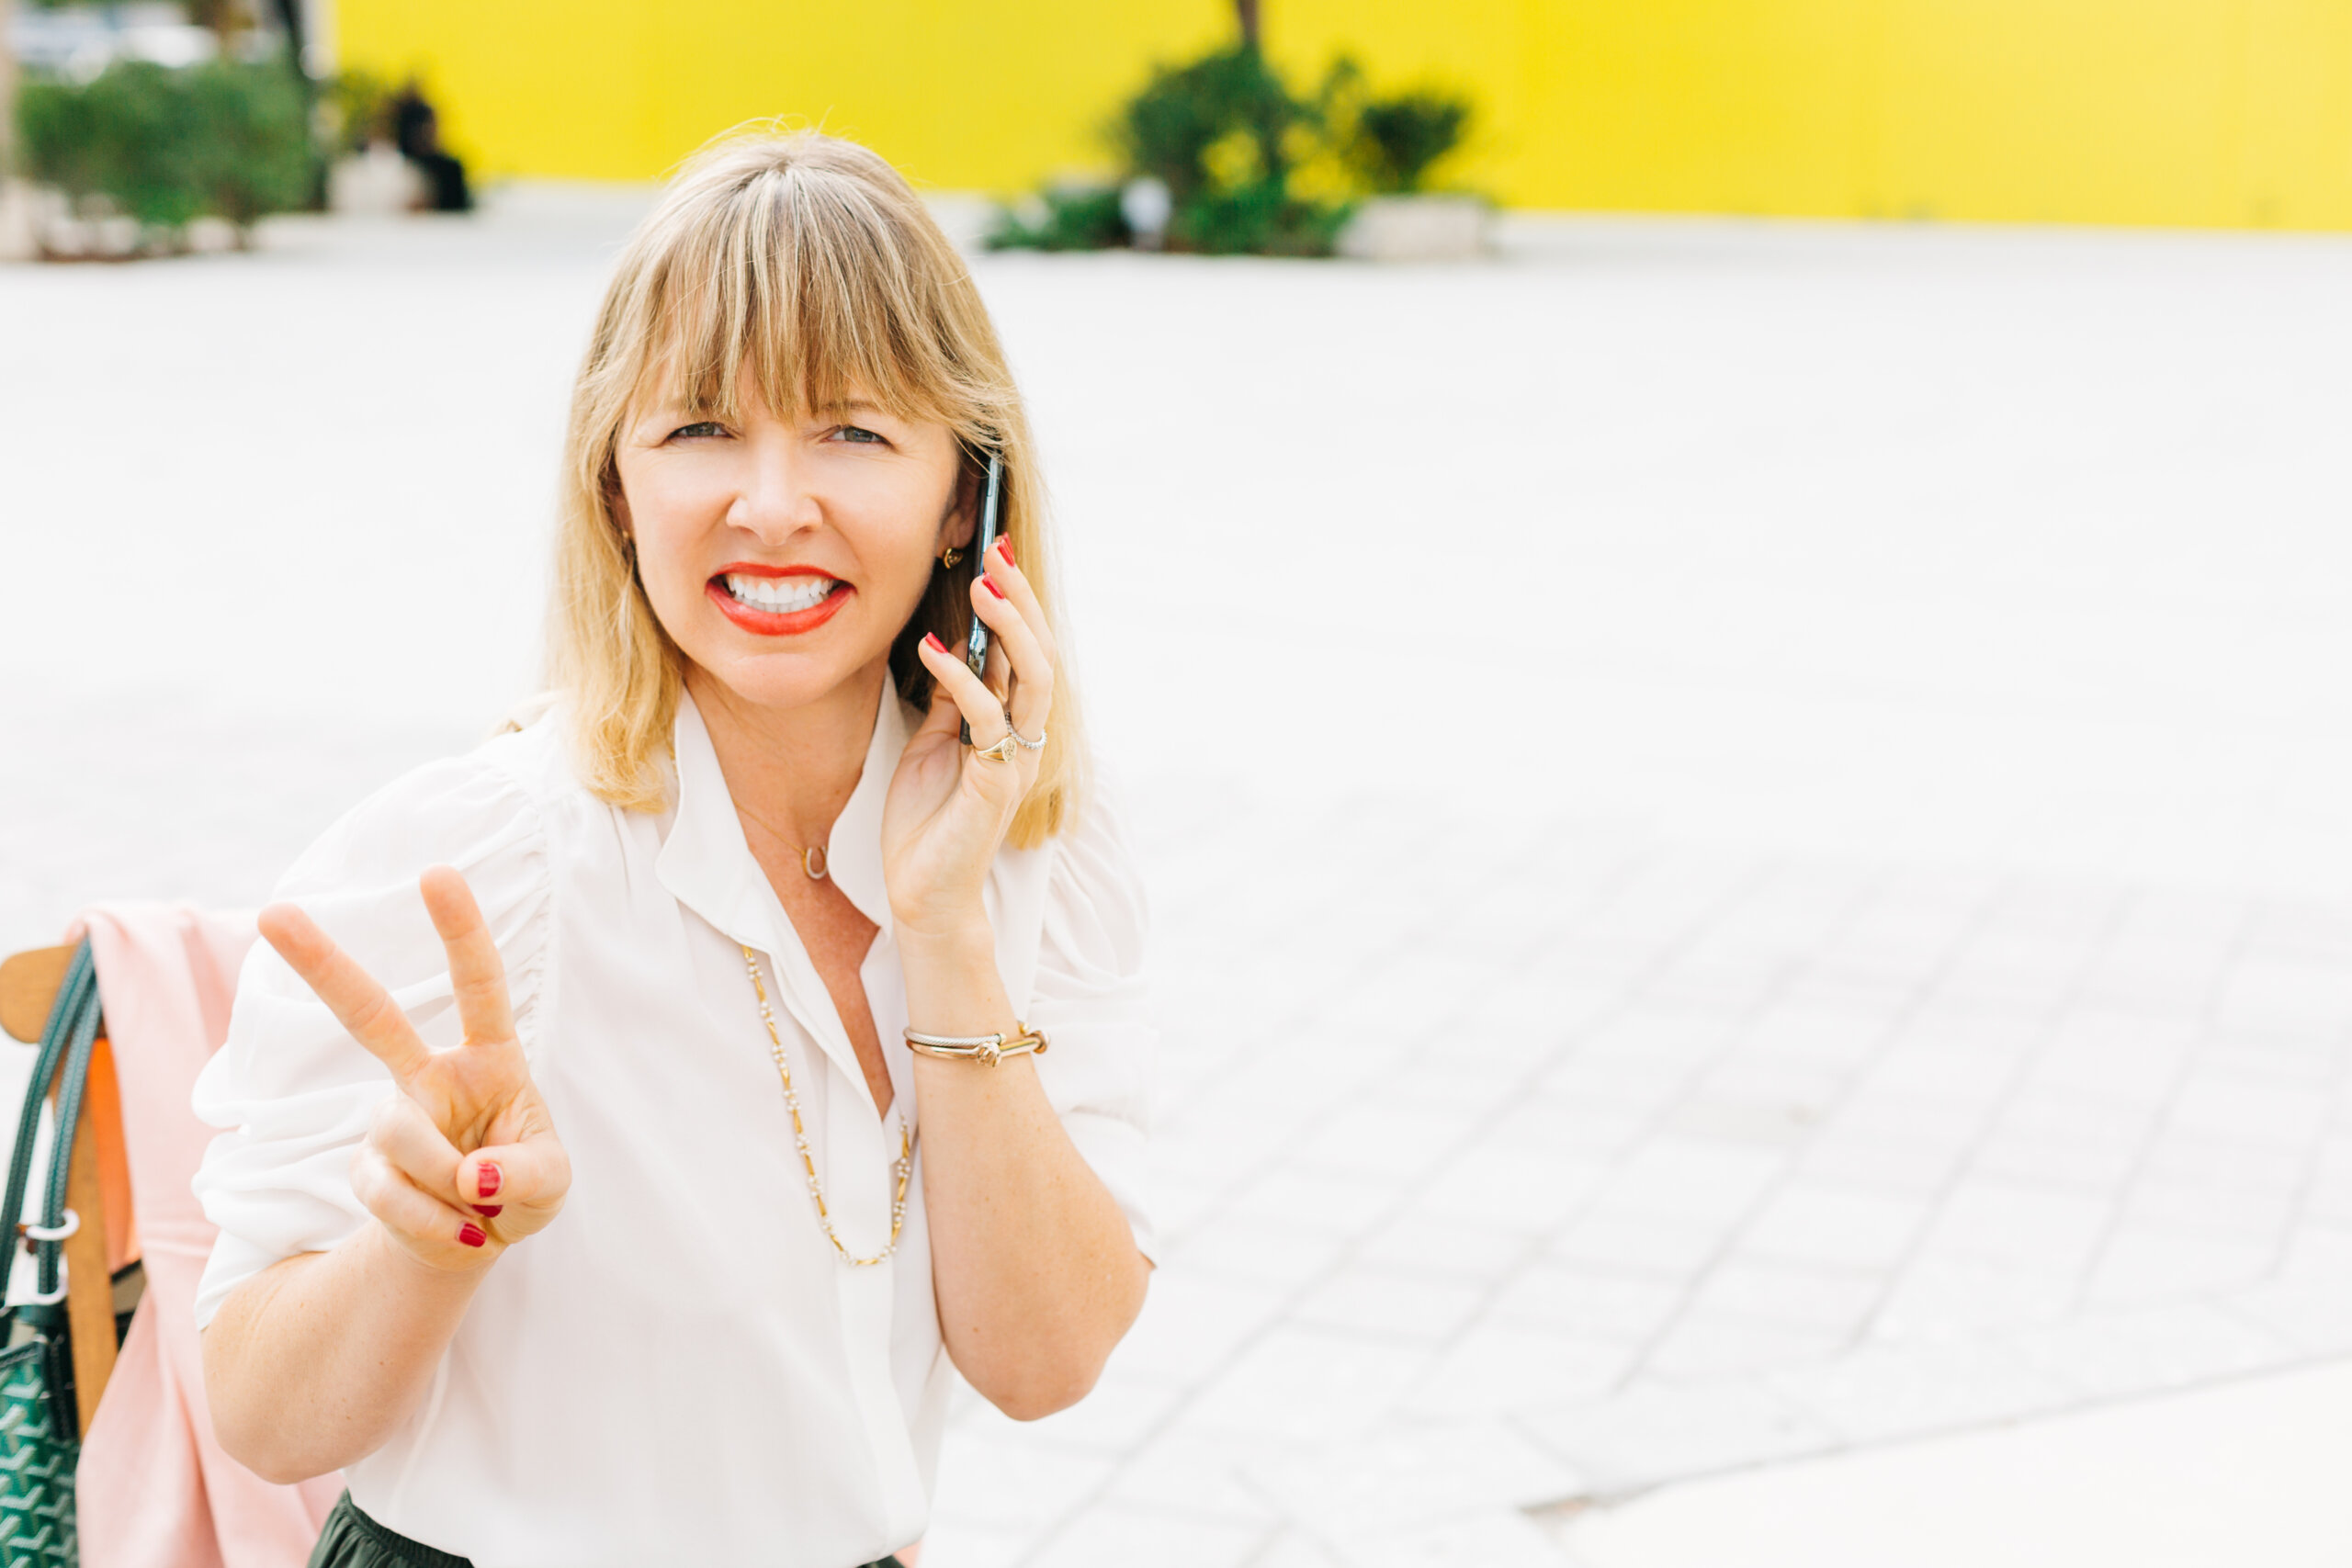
707, 562, 853, 637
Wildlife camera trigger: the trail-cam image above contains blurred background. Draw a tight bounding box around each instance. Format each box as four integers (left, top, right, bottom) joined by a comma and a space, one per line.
329, 0, 2352, 227
6, 4, 2352, 1567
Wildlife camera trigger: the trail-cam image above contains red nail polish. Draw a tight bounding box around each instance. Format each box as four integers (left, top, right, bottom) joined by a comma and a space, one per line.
471, 1204, 503, 1218
476, 1161, 503, 1199
983, 577, 1007, 600
458, 1223, 488, 1248
922, 632, 947, 655
998, 538, 1016, 566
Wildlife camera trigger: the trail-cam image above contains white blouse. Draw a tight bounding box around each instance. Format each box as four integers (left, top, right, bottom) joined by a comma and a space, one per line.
189, 685, 1155, 1568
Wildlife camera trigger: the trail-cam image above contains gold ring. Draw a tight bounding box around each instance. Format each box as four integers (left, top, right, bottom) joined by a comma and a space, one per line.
972, 732, 1020, 762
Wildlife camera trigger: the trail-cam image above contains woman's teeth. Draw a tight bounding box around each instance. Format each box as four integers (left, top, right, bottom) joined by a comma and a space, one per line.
724, 574, 836, 613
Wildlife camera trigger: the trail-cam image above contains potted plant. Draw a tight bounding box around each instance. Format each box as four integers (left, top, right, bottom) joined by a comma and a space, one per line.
989, 41, 1351, 256
987, 37, 1480, 261
1324, 62, 1484, 262
15, 50, 312, 257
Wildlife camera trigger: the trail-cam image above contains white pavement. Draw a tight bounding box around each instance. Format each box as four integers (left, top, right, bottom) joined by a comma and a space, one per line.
1566, 1360, 2352, 1567
6, 193, 2352, 1566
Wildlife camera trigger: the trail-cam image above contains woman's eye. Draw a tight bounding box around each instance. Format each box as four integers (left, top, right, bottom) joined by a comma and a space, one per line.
832, 424, 887, 446
668, 421, 728, 440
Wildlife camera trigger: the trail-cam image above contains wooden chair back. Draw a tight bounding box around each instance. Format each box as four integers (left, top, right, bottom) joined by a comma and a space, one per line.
0, 942, 135, 1437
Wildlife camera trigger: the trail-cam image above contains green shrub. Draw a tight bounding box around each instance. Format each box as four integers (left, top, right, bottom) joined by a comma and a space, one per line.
1351, 93, 1469, 193
1315, 57, 1472, 196
989, 40, 1475, 257
1119, 44, 1300, 214
1118, 43, 1350, 255
1167, 179, 1351, 257
987, 185, 1131, 252
17, 55, 314, 237
321, 66, 397, 154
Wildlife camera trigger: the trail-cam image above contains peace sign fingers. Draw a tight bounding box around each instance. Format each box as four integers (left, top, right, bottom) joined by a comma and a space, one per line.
420, 864, 516, 1049
260, 869, 571, 1269
257, 900, 434, 1086
259, 863, 519, 1088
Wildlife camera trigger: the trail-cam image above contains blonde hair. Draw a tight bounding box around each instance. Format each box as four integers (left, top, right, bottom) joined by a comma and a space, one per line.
546, 128, 1086, 846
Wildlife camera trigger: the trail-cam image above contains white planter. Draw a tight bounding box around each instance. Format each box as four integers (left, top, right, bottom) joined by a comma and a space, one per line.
1337, 194, 1491, 263
329, 145, 428, 216
0, 182, 35, 263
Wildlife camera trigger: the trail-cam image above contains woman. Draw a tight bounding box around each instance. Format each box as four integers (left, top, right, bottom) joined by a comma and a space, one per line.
193, 131, 1155, 1568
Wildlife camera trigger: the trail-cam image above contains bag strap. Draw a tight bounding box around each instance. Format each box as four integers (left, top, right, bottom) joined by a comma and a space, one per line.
34, 968, 103, 1303
1, 943, 87, 1239
0, 939, 100, 1325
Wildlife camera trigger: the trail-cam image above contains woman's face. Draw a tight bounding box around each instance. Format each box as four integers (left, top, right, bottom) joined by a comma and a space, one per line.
614, 385, 972, 715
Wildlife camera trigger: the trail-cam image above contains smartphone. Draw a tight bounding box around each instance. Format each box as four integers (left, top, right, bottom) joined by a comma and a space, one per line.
964, 451, 1004, 678
959, 451, 1004, 744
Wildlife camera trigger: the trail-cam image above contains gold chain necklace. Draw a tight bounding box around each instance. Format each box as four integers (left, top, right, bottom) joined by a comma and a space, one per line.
741, 945, 912, 1266
734, 801, 831, 881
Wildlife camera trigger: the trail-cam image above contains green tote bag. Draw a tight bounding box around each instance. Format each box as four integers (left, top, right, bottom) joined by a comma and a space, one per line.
0, 940, 104, 1568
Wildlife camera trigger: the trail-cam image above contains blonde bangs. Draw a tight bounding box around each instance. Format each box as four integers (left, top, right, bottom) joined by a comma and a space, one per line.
548, 127, 1086, 846
646, 165, 959, 429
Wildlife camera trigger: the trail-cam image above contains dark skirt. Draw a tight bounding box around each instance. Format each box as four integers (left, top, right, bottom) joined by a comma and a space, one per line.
309, 1492, 907, 1568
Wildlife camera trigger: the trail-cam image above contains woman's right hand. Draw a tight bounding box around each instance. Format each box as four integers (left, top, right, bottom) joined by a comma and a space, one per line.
257, 863, 571, 1271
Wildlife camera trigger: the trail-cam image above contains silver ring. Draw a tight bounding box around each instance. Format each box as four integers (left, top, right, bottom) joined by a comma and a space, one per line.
1010, 724, 1046, 752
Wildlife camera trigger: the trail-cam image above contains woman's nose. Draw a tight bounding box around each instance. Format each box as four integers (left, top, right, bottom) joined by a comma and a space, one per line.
729, 437, 820, 537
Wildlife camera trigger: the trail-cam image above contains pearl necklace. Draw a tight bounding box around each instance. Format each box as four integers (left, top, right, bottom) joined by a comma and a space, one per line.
741, 945, 912, 1266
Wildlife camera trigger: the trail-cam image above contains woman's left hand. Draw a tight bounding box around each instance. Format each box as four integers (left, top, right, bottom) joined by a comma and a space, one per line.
884, 537, 1055, 939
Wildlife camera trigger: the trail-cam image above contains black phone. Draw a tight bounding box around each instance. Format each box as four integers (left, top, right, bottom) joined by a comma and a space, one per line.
964, 450, 1004, 679
958, 451, 1004, 744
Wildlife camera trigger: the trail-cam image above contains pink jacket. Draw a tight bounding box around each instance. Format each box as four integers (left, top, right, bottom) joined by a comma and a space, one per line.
73, 905, 342, 1568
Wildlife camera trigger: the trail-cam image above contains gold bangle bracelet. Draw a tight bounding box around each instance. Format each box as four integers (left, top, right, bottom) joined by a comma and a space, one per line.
904, 1024, 1049, 1066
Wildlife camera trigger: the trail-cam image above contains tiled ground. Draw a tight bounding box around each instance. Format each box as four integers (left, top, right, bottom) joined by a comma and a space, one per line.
6, 196, 2351, 1566
922, 795, 2352, 1566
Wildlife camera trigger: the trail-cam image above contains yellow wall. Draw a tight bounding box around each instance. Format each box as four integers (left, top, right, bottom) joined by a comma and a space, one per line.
336, 0, 2352, 229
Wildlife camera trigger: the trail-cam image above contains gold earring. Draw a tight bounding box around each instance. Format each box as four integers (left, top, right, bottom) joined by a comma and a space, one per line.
940, 546, 964, 570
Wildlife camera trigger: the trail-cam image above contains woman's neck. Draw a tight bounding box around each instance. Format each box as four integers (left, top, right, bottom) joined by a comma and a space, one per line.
686, 660, 887, 844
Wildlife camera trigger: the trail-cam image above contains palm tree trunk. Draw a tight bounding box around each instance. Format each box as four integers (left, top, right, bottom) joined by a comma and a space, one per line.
1235, 0, 1260, 51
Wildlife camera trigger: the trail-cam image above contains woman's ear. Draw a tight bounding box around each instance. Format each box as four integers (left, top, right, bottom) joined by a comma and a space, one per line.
939, 459, 980, 552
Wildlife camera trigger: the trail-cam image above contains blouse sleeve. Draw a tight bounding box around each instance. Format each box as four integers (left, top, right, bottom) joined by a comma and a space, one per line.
1026, 781, 1159, 1259
189, 750, 552, 1329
